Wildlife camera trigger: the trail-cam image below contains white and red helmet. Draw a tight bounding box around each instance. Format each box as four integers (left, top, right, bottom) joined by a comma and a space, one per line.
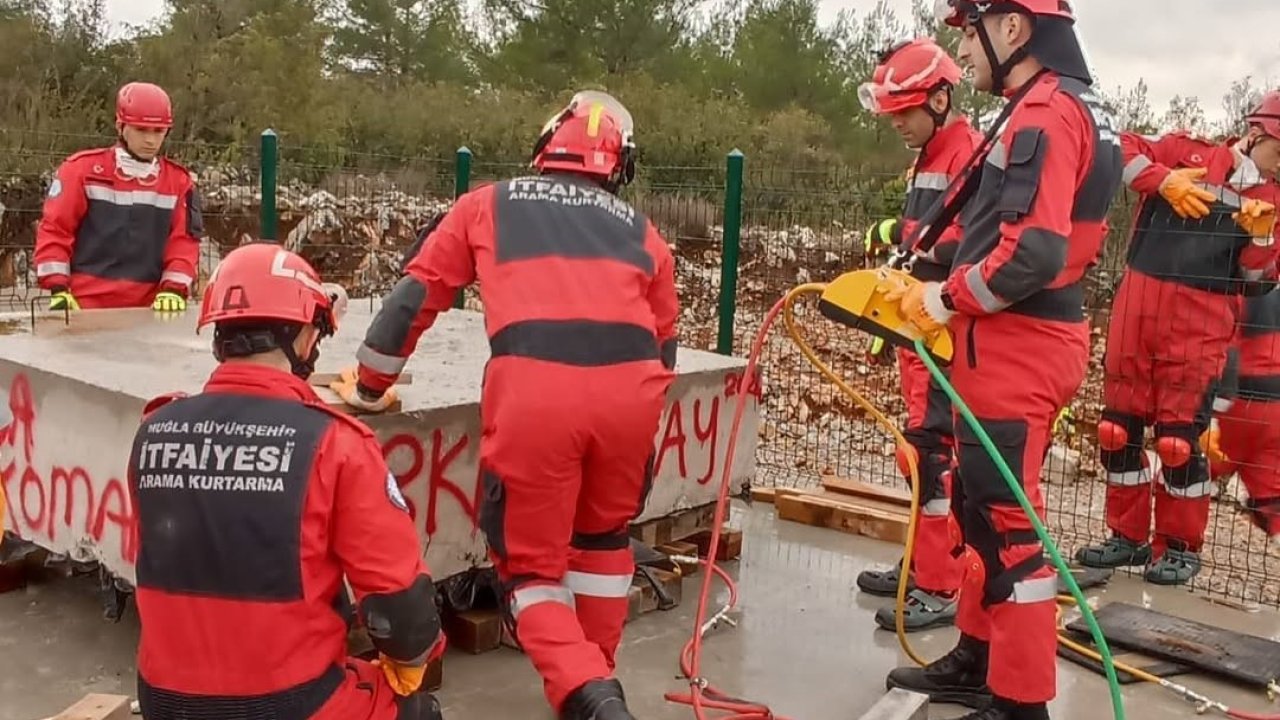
1247, 91, 1280, 140
859, 38, 963, 115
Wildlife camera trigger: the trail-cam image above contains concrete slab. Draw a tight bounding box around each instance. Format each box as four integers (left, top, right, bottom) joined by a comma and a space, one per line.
3, 501, 1277, 720
0, 304, 760, 584
858, 689, 928, 720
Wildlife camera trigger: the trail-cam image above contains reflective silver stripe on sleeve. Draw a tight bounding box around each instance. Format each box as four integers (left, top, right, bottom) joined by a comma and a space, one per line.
986, 140, 1008, 170
509, 584, 576, 620
922, 498, 952, 517
37, 261, 71, 278
84, 185, 179, 209
564, 571, 634, 599
356, 344, 409, 375
964, 265, 1011, 313
1243, 267, 1267, 281
912, 172, 950, 191
1122, 155, 1151, 187
161, 271, 194, 288
1008, 576, 1057, 604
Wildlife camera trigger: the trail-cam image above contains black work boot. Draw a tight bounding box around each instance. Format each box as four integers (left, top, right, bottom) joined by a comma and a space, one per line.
957, 697, 1050, 720
560, 678, 636, 720
884, 632, 992, 708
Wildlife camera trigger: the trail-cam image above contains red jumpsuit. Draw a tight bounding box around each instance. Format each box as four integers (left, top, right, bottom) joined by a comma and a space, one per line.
1210, 291, 1280, 536
893, 116, 982, 595
939, 73, 1124, 703
1101, 133, 1280, 556
355, 173, 679, 712
129, 364, 444, 720
34, 146, 202, 308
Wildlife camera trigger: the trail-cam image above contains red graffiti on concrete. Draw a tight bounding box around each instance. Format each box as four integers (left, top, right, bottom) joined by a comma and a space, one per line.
655, 369, 761, 486
0, 374, 137, 564
381, 430, 480, 538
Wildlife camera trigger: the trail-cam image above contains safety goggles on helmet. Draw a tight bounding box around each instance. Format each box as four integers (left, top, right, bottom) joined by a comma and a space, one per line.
531, 90, 637, 190
858, 37, 961, 115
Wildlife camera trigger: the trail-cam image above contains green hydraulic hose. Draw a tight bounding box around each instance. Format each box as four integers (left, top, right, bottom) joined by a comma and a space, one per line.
914, 338, 1126, 720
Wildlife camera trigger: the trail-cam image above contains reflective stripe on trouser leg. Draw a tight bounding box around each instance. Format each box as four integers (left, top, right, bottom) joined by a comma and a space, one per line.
1099, 410, 1153, 543
505, 580, 612, 711
1153, 422, 1212, 553
567, 532, 635, 671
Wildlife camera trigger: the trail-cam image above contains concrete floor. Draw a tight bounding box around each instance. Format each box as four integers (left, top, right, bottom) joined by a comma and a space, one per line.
4, 502, 1280, 720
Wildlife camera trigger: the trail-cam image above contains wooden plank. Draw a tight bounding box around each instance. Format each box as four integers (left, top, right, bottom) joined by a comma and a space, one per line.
314, 388, 404, 415
820, 476, 911, 508
47, 694, 131, 720
309, 371, 414, 387
687, 527, 743, 562
749, 486, 778, 504
657, 540, 701, 574
775, 492, 910, 544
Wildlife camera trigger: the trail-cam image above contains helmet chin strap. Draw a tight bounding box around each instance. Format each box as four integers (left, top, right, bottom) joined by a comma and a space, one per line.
974, 15, 1030, 98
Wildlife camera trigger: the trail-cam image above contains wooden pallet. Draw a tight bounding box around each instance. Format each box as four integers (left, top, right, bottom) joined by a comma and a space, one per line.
760, 476, 912, 544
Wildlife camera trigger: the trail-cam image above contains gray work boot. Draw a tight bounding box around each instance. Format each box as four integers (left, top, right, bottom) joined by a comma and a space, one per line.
886, 632, 992, 708
874, 587, 957, 632
1144, 547, 1202, 586
1074, 535, 1152, 569
857, 558, 916, 597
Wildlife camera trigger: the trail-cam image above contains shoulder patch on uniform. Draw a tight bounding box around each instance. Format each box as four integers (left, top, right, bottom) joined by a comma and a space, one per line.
386, 471, 410, 513
47, 179, 62, 198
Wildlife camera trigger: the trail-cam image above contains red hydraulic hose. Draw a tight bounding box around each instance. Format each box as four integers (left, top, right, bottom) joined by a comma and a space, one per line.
664, 296, 795, 720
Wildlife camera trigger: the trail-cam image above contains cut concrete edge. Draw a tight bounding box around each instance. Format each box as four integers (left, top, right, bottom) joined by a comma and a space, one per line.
855, 688, 928, 720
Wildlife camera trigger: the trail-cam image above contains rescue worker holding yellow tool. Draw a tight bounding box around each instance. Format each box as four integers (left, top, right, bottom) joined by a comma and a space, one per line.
855, 36, 982, 633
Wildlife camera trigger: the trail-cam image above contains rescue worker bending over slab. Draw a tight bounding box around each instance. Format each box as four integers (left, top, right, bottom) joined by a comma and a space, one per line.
35, 82, 202, 312
334, 91, 678, 720
855, 36, 983, 633
128, 243, 445, 720
884, 2, 1123, 719
1077, 92, 1280, 585
1204, 287, 1280, 545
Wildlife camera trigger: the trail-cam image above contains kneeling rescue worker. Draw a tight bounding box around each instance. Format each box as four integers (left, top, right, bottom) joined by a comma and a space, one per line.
35, 81, 202, 312
1077, 91, 1280, 585
127, 242, 445, 720
334, 91, 679, 719
885, 2, 1123, 718
855, 36, 981, 632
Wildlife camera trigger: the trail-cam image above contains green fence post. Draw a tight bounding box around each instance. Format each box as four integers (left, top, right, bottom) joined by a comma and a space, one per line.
452, 146, 473, 309
260, 129, 278, 242
717, 149, 745, 356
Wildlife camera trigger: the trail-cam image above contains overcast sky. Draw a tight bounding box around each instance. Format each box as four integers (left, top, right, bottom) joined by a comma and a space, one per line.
102, 0, 1280, 125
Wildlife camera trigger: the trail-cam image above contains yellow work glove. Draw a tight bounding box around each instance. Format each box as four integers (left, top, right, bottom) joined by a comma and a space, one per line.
152, 291, 187, 312
329, 367, 399, 413
885, 281, 952, 337
1234, 198, 1278, 241
1053, 406, 1076, 437
373, 653, 426, 696
1199, 419, 1228, 466
864, 219, 898, 258
49, 290, 80, 311
1158, 167, 1216, 219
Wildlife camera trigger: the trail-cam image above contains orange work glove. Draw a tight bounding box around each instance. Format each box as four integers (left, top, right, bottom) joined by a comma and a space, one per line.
1158, 167, 1216, 219
1234, 198, 1278, 241
373, 653, 426, 696
1199, 419, 1228, 466
329, 367, 399, 413
884, 280, 952, 337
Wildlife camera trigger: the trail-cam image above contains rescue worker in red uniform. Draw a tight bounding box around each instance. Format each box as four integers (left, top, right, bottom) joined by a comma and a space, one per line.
1203, 288, 1280, 544
333, 91, 678, 720
128, 243, 445, 720
34, 81, 202, 312
884, 3, 1124, 718
854, 36, 982, 632
1077, 92, 1280, 585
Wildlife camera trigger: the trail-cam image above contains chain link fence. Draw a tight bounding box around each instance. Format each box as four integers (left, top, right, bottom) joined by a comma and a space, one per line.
1, 129, 1277, 606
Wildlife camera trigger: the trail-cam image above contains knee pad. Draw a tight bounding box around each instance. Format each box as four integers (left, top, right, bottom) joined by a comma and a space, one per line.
1098, 411, 1145, 470
1097, 420, 1129, 452
963, 503, 1043, 608
1154, 422, 1201, 469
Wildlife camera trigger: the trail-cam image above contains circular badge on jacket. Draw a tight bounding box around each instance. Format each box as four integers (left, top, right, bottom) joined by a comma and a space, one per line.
48, 179, 62, 198
386, 471, 410, 513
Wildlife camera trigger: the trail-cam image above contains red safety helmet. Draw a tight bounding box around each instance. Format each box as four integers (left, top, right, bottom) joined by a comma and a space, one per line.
1246, 91, 1280, 140
198, 242, 345, 336
935, 0, 1075, 26
116, 82, 173, 129
531, 90, 636, 189
859, 38, 963, 115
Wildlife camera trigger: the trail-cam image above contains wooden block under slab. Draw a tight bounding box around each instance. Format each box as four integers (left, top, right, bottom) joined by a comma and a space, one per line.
636, 568, 683, 612
657, 540, 701, 574
775, 492, 910, 544
820, 476, 911, 508
45, 694, 131, 720
424, 653, 444, 693
443, 607, 503, 654
749, 486, 778, 504
687, 527, 743, 562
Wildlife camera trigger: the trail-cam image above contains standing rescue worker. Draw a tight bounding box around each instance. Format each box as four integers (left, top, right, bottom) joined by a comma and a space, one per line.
34, 81, 202, 311
332, 91, 678, 720
884, 2, 1123, 718
1203, 288, 1280, 546
1077, 92, 1280, 585
128, 243, 444, 720
854, 36, 982, 633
